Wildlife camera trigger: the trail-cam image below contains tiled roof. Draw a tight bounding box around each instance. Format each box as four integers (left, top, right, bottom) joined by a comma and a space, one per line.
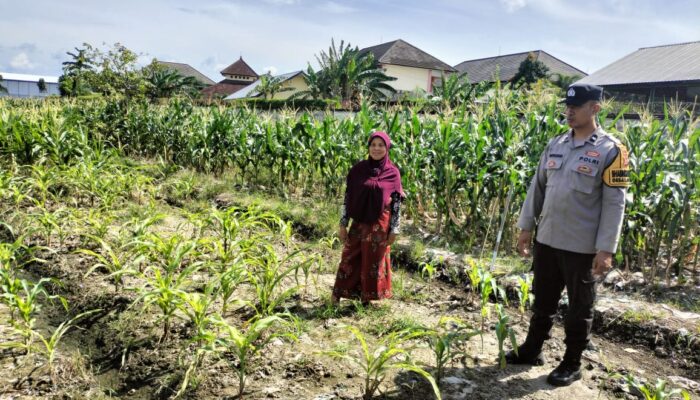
454, 50, 586, 83
360, 39, 456, 72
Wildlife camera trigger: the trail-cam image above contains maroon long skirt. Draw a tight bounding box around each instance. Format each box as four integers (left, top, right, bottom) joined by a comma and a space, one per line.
332, 209, 392, 302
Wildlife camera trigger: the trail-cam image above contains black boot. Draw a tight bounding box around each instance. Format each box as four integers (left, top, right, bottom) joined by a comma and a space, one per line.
503, 345, 545, 366
547, 350, 582, 386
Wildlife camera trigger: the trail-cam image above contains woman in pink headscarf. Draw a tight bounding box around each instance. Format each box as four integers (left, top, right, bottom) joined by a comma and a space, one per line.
331, 131, 405, 305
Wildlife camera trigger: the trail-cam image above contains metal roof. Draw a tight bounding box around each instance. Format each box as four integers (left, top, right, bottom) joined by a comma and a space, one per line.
577, 41, 700, 86
0, 72, 59, 84
225, 70, 304, 100
454, 50, 586, 83
360, 39, 456, 72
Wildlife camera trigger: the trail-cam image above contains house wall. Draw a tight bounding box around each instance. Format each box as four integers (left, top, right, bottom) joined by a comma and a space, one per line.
381, 64, 453, 94
273, 75, 308, 100
606, 83, 700, 103
0, 79, 60, 98
382, 64, 432, 92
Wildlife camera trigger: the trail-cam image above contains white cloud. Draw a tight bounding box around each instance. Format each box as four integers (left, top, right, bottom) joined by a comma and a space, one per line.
318, 1, 357, 14
499, 0, 527, 12
262, 0, 299, 5
263, 66, 278, 75
10, 52, 35, 69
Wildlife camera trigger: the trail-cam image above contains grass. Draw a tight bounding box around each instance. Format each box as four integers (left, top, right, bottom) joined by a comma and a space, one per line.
365, 315, 424, 337
621, 309, 660, 324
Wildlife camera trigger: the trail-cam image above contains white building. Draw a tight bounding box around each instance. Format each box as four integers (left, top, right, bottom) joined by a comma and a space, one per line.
0, 72, 60, 98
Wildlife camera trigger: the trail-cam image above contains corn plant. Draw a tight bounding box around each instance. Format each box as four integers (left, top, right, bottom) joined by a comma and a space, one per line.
178, 284, 218, 345
78, 209, 115, 245
78, 235, 141, 292
213, 315, 289, 399
466, 259, 481, 303
134, 235, 203, 342
33, 309, 101, 384
216, 262, 248, 315
323, 325, 441, 400
247, 245, 313, 317
420, 260, 437, 294
2, 278, 67, 353
135, 259, 202, 343
494, 304, 518, 369
421, 316, 480, 383
517, 275, 533, 320
620, 374, 691, 400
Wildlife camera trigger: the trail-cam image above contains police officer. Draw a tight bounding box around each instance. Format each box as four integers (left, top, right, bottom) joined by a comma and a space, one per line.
505, 83, 630, 386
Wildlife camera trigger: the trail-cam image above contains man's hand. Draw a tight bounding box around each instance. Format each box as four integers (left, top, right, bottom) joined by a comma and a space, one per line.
339, 226, 348, 243
387, 233, 397, 245
517, 230, 533, 257
592, 251, 613, 279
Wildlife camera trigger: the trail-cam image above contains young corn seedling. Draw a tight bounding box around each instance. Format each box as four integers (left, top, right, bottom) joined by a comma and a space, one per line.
247, 244, 311, 317
422, 316, 480, 384
620, 373, 692, 400
517, 275, 533, 321
494, 304, 518, 369
33, 309, 101, 384
420, 261, 436, 294
78, 235, 141, 292
178, 283, 217, 343
135, 258, 202, 343
323, 325, 441, 400
213, 315, 290, 399
3, 278, 68, 353
216, 262, 248, 315
466, 259, 481, 304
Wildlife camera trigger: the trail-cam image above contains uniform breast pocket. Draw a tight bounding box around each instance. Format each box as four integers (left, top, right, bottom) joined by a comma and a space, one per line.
545, 158, 562, 180
569, 162, 598, 194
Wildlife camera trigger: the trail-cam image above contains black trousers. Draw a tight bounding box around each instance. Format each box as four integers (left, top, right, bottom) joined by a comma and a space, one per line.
523, 241, 597, 364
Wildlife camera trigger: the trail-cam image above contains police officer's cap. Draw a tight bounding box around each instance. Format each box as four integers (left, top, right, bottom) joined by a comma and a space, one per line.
560, 83, 603, 106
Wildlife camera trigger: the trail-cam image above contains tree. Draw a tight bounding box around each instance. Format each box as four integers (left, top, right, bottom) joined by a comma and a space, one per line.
145, 62, 206, 100
289, 64, 334, 101
0, 74, 7, 94
255, 74, 293, 100
37, 78, 47, 93
551, 73, 582, 93
293, 39, 396, 105
431, 72, 485, 109
60, 45, 95, 96
88, 43, 148, 99
511, 52, 549, 89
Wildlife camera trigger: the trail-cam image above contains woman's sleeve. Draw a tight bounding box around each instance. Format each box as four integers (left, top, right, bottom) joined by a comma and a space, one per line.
340, 189, 350, 228
389, 191, 402, 234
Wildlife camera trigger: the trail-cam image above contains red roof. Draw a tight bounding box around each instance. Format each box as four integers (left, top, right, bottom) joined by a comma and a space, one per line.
201, 79, 252, 99
220, 57, 258, 78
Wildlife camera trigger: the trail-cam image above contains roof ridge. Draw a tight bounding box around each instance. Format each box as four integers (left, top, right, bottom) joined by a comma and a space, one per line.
639, 40, 700, 50
360, 39, 400, 54
455, 50, 538, 65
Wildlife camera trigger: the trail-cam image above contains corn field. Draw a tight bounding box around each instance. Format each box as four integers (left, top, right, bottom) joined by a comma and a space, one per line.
1, 90, 699, 283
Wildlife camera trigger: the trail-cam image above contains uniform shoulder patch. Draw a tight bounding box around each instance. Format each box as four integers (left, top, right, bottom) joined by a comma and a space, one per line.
602, 143, 630, 187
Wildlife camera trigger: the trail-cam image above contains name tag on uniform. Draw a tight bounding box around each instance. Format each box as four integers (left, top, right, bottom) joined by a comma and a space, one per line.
578, 155, 600, 165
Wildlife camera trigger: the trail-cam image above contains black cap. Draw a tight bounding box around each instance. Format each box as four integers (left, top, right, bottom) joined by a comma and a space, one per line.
560, 83, 603, 106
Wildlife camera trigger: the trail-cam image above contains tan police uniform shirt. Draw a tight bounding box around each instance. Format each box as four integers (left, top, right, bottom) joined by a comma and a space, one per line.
517, 127, 630, 254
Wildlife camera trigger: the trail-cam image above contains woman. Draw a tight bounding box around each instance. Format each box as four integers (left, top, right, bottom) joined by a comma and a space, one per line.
331, 131, 404, 305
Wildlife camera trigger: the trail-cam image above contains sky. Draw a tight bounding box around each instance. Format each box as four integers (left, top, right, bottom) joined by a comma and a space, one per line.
1, 0, 699, 81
